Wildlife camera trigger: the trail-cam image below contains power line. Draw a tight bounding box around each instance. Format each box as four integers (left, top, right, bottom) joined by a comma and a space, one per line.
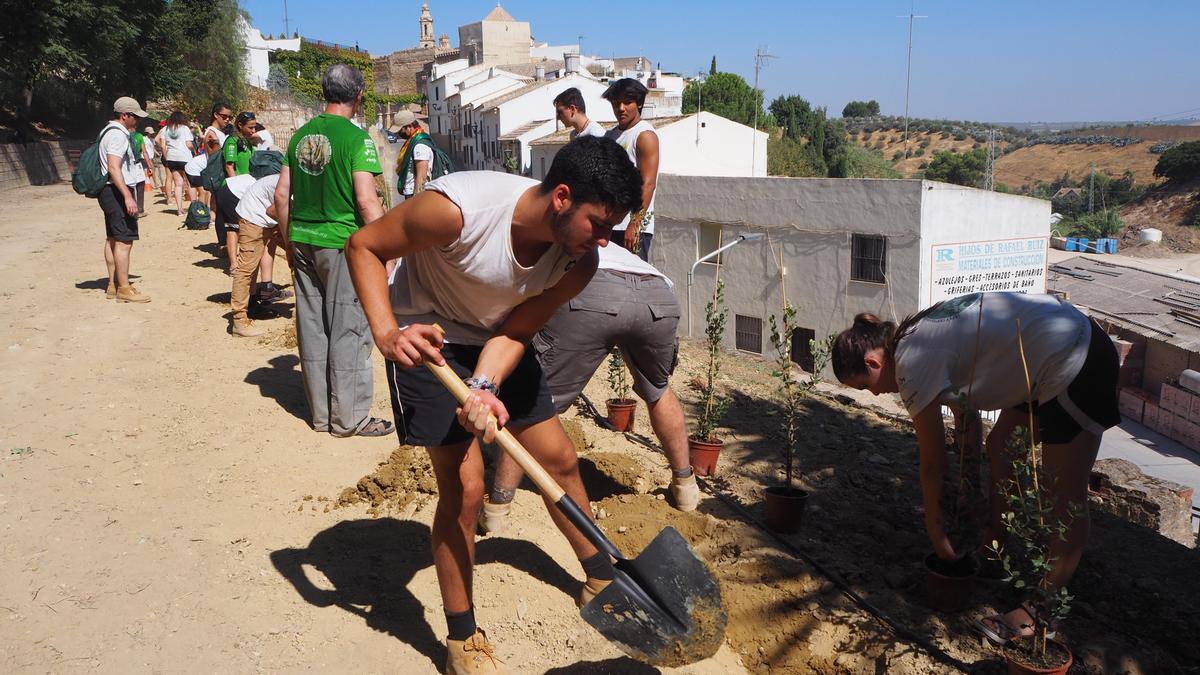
751, 46, 777, 177
898, 3, 927, 160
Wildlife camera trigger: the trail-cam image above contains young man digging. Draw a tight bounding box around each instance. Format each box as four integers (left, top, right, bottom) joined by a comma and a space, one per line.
346, 136, 642, 673
481, 242, 700, 536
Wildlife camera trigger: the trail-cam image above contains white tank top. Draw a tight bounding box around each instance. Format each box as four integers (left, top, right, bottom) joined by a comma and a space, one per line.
605, 120, 657, 235
389, 171, 576, 345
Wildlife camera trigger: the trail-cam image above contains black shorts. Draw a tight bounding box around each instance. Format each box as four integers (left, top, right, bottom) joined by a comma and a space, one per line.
97, 183, 139, 241
386, 343, 557, 447
1013, 319, 1121, 444
165, 160, 188, 171
187, 174, 203, 188
214, 184, 241, 231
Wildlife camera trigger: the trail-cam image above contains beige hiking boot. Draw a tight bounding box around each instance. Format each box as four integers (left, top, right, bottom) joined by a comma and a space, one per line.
670, 473, 700, 512
231, 319, 265, 338
478, 497, 511, 536
578, 576, 613, 608
106, 281, 116, 299
446, 628, 509, 674
115, 285, 150, 303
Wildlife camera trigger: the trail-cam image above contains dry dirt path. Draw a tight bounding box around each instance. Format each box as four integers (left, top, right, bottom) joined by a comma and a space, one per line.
0, 184, 745, 674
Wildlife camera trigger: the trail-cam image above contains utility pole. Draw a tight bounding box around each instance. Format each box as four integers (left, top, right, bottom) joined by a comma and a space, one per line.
985, 128, 996, 191
696, 72, 703, 144
899, 4, 927, 160
1088, 162, 1095, 214
751, 46, 776, 177
577, 34, 585, 56
283, 0, 289, 36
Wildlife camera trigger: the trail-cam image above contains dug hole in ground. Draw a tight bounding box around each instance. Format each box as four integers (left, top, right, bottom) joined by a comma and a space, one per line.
2, 184, 1197, 673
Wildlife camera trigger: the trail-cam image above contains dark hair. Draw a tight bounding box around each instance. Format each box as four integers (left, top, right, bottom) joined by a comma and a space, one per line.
235, 111, 256, 126
211, 102, 231, 118
831, 313, 897, 383
322, 63, 365, 103
553, 87, 586, 113
602, 78, 648, 111
167, 110, 188, 128
539, 136, 642, 216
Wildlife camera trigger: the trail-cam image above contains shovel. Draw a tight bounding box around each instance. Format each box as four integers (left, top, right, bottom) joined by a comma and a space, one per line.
423, 356, 727, 667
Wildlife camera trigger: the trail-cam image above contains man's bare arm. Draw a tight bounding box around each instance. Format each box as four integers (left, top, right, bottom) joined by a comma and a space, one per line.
272, 166, 291, 244
107, 154, 137, 215
630, 130, 660, 231
413, 159, 429, 194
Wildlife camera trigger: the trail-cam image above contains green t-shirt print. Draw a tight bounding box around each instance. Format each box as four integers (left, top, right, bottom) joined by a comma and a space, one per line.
284, 114, 383, 250
222, 136, 252, 175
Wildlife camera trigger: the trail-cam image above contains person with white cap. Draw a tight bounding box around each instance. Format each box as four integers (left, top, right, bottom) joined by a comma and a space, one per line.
391, 109, 433, 202
97, 96, 151, 303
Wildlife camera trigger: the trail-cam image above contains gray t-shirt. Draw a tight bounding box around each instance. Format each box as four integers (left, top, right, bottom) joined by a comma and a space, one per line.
894, 292, 1091, 416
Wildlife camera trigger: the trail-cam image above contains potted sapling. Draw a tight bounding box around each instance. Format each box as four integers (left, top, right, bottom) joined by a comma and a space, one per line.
987, 427, 1077, 675
689, 279, 730, 476
605, 347, 637, 432
763, 302, 832, 532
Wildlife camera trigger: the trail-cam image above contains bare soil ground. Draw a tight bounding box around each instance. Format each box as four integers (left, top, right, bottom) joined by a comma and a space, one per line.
2, 183, 1197, 673
1119, 178, 1200, 253
993, 143, 1162, 189
853, 129, 994, 177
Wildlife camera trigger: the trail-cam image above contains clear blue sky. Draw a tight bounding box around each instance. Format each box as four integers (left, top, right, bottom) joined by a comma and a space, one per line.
242, 0, 1200, 123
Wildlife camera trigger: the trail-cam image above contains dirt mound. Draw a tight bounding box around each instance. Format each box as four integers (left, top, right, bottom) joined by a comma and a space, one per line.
336, 445, 438, 516
1120, 178, 1200, 253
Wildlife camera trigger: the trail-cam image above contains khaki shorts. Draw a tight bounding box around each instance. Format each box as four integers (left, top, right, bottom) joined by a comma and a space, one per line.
532, 269, 680, 413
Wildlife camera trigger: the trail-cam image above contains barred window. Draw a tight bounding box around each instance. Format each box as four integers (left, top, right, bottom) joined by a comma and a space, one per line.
851, 234, 887, 283
735, 314, 763, 353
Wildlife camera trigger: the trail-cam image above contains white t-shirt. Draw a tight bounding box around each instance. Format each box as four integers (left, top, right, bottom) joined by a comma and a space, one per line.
224, 174, 256, 200
894, 292, 1092, 416
571, 119, 606, 139
605, 120, 657, 235
402, 143, 434, 196
390, 171, 575, 345
184, 153, 208, 177
597, 242, 671, 287
144, 137, 156, 162
204, 125, 227, 154
163, 125, 195, 162
98, 122, 136, 184
234, 174, 280, 227
253, 129, 275, 151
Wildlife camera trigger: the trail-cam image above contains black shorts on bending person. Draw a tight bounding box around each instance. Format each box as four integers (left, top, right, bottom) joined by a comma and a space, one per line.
1012, 318, 1121, 444
386, 343, 557, 447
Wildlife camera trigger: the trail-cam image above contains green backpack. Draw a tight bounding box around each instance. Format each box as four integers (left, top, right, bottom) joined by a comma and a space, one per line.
397, 135, 455, 194
183, 200, 211, 230
249, 150, 284, 178
200, 150, 227, 192
72, 126, 128, 198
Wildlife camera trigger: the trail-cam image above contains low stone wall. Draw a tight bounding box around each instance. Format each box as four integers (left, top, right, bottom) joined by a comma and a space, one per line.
1089, 458, 1195, 548
0, 140, 90, 192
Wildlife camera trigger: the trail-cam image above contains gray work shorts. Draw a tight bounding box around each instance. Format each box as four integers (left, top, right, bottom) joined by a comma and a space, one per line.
532, 269, 680, 413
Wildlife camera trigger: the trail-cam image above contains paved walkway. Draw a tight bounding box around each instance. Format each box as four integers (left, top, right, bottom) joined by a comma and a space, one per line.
1098, 419, 1200, 514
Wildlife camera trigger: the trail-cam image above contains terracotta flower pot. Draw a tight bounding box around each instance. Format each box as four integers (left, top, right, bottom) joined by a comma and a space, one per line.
1004, 637, 1073, 675
764, 486, 809, 533
688, 437, 723, 477
923, 553, 979, 613
606, 399, 637, 432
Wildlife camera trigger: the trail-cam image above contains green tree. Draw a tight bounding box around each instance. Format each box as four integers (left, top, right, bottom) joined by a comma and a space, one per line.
1154, 141, 1200, 182
681, 72, 763, 127
841, 99, 881, 117
172, 0, 247, 119
924, 148, 988, 186
709, 55, 717, 76
768, 95, 816, 141
267, 63, 290, 94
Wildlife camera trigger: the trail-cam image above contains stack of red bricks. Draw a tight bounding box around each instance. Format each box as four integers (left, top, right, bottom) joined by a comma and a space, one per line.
1123, 382, 1200, 450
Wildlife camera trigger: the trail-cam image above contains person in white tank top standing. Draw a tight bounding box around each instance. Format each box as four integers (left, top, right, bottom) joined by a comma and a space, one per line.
603, 78, 659, 262
346, 136, 643, 673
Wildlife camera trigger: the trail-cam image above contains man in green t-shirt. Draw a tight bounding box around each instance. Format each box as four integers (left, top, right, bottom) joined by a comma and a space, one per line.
272, 64, 393, 439
223, 112, 257, 177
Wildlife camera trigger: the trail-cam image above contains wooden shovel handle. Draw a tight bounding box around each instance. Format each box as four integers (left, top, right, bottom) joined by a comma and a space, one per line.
422, 327, 566, 502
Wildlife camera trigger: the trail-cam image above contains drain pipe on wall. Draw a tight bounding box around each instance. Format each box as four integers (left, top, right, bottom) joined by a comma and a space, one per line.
686, 232, 765, 337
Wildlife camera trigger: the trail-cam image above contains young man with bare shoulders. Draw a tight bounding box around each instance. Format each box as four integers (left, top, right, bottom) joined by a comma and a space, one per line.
346, 136, 642, 674
602, 78, 659, 262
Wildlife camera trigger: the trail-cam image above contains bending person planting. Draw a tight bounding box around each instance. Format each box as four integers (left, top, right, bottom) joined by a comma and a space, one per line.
346, 136, 643, 674
830, 292, 1119, 645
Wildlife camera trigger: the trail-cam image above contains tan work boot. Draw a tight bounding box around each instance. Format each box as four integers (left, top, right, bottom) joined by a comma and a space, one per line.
115, 285, 150, 303
231, 318, 265, 338
105, 281, 116, 299
478, 497, 511, 536
446, 628, 509, 674
578, 576, 613, 608
670, 473, 700, 512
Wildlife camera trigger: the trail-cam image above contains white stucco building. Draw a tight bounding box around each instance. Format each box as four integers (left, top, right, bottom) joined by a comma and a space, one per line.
647, 177, 1050, 365
528, 112, 769, 181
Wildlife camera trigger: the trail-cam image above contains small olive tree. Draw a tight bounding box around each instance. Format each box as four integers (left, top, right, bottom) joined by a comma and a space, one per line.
694, 279, 730, 442
768, 301, 832, 491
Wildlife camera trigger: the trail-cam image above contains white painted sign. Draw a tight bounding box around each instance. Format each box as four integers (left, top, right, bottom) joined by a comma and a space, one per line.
929, 236, 1047, 304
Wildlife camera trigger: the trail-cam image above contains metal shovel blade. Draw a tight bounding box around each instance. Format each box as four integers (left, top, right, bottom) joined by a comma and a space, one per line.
579, 526, 727, 667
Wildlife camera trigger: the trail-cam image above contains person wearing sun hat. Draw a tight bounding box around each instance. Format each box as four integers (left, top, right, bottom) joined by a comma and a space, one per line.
97, 97, 151, 303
